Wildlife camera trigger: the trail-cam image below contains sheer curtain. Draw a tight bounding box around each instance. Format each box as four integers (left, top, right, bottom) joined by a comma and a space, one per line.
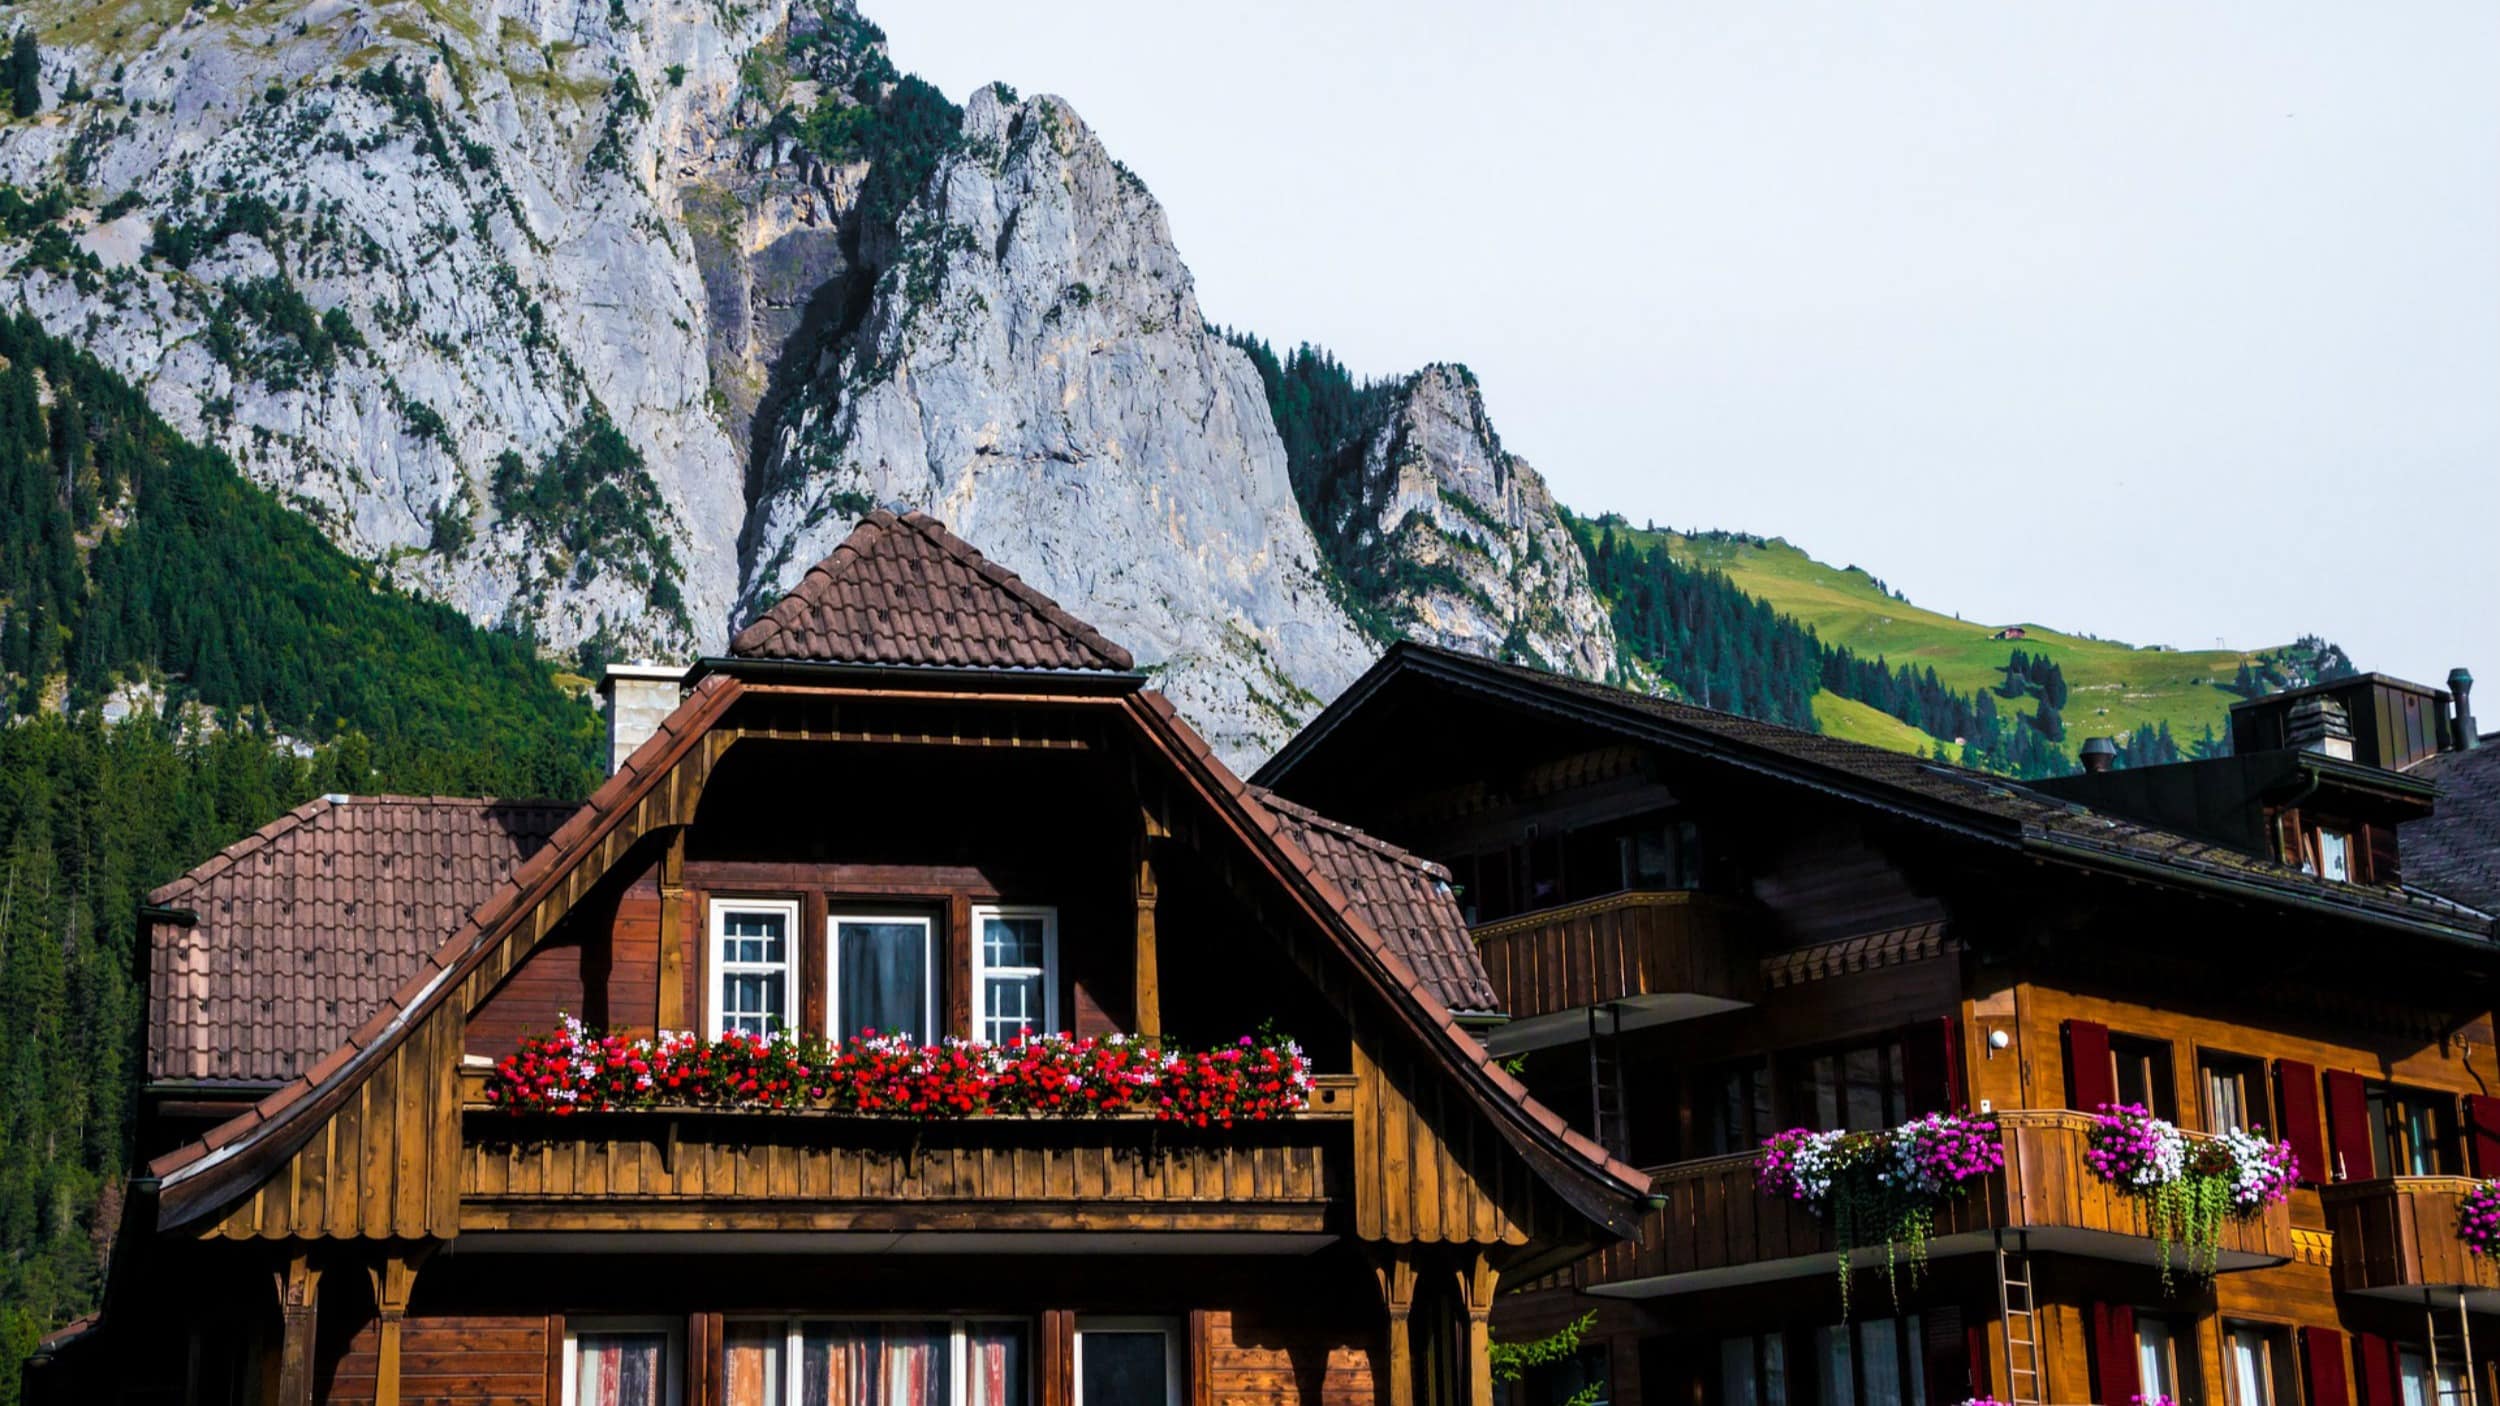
803, 1322, 952, 1406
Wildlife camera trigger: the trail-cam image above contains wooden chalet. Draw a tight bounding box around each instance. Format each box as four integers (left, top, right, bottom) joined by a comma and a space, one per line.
27, 513, 1650, 1406
1254, 645, 2500, 1406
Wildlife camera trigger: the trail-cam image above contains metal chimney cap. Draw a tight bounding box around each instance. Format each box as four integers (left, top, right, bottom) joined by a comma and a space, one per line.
2079, 737, 2118, 772
2451, 667, 2475, 690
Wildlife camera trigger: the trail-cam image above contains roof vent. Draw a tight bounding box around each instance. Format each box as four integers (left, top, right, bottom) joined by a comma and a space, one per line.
2285, 693, 2355, 761
322, 793, 350, 805
2079, 737, 2118, 773
599, 663, 688, 775
2451, 668, 2479, 750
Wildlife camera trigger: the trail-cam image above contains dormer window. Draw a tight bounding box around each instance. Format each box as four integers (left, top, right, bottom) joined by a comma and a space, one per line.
710, 902, 796, 1038
2313, 827, 2351, 883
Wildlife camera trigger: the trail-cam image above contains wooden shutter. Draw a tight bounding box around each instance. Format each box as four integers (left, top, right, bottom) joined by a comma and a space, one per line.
2324, 1070, 2377, 1181
2465, 1095, 2500, 1177
1906, 1016, 1965, 1114
2276, 1059, 2329, 1185
2089, 1302, 2138, 1405
2065, 1019, 2115, 1111
2301, 1328, 2350, 1406
2351, 1333, 2397, 1406
1964, 1319, 1994, 1402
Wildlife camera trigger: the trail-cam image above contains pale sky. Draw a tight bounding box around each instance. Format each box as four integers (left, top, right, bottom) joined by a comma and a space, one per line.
877, 2, 2500, 694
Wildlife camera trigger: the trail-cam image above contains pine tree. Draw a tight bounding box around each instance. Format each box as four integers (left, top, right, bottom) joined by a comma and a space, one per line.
7, 31, 36, 119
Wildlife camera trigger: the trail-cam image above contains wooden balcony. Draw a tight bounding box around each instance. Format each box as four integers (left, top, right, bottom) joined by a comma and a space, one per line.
1471, 890, 1759, 1051
451, 1074, 1356, 1242
1568, 1109, 2295, 1299
2323, 1177, 2500, 1309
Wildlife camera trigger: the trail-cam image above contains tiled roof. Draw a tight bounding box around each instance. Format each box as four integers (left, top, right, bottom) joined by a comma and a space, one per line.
147, 796, 572, 1084
2408, 738, 2500, 916
1250, 788, 1502, 1015
730, 509, 1135, 671
1265, 644, 2496, 943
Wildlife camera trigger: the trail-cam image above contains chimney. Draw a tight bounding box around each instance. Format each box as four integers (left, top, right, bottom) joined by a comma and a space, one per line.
2079, 737, 2118, 773
599, 664, 686, 774
2454, 668, 2481, 750
2285, 693, 2355, 761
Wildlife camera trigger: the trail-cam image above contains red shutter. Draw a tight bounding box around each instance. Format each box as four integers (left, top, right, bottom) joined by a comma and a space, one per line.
2275, 1060, 2328, 1186
2089, 1302, 2138, 1405
1964, 1321, 1994, 1402
2466, 1096, 2500, 1177
2065, 1019, 2116, 1111
1906, 1017, 1965, 1115
2351, 1333, 2397, 1406
2324, 1070, 2377, 1181
2300, 1328, 2350, 1406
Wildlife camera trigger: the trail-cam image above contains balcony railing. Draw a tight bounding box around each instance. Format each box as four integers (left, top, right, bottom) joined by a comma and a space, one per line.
1564, 1109, 2294, 1299
1471, 890, 1759, 1050
2323, 1177, 2500, 1306
453, 1074, 1356, 1237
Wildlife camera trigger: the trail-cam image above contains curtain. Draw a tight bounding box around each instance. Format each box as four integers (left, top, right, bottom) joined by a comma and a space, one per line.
578, 1331, 667, 1406
837, 923, 931, 1042
726, 1323, 783, 1406
803, 1322, 951, 1406
968, 1324, 1027, 1406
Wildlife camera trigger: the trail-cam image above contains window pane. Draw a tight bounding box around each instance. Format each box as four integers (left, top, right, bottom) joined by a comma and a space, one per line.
983, 972, 1048, 1044
2137, 1321, 2176, 1400
968, 1324, 1029, 1406
1081, 1330, 1168, 1406
724, 1324, 783, 1406
837, 921, 930, 1043
577, 1331, 667, 1406
722, 911, 787, 964
1815, 1326, 1853, 1406
2208, 1068, 2244, 1135
1844, 1048, 1884, 1133
983, 916, 1047, 970
1856, 1320, 1904, 1406
722, 972, 787, 1037
2229, 1328, 2268, 1406
2399, 1350, 2429, 1406
1763, 1334, 1788, 1406
802, 1322, 951, 1406
1721, 1339, 1758, 1406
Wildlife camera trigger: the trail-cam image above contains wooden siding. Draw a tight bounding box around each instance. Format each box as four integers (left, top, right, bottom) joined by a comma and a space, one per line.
2323, 1177, 2500, 1295
1203, 1306, 1380, 1406
199, 1004, 465, 1241
1349, 1025, 1537, 1248
457, 1078, 1358, 1233
325, 1314, 552, 1406
1557, 1109, 2293, 1290
1468, 891, 1757, 1021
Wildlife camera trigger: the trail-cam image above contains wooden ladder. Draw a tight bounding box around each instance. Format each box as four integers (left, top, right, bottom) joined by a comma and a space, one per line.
1995, 1233, 2048, 1406
1586, 1003, 1629, 1161
2429, 1290, 2478, 1406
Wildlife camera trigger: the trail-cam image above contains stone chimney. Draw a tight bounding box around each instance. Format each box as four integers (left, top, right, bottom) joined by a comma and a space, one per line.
599, 664, 686, 775
2285, 693, 2355, 761
2079, 737, 2118, 773
2453, 668, 2480, 750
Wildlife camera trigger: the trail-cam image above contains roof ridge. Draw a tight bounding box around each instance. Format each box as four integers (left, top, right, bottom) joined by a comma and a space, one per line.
887, 511, 1134, 670
1247, 786, 1453, 882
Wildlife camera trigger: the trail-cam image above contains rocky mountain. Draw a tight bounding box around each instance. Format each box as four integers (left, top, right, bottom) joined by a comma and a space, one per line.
0, 0, 1612, 763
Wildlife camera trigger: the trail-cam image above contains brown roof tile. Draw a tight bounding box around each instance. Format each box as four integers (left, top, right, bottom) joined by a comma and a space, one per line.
730, 510, 1135, 672
1249, 788, 1503, 1015
147, 796, 573, 1085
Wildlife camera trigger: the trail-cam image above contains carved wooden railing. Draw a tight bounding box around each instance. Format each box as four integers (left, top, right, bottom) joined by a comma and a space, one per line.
453, 1073, 1355, 1234
1545, 1109, 2295, 1294
1470, 890, 1759, 1021
2322, 1176, 2500, 1296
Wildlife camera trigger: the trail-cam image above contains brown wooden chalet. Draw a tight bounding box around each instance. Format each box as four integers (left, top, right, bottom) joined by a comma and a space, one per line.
1254, 644, 2500, 1406
29, 513, 1649, 1406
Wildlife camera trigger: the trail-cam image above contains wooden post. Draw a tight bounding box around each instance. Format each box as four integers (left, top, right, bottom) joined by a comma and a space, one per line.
657, 830, 688, 1032
270, 1250, 323, 1406
1455, 1252, 1500, 1406
365, 1245, 430, 1406
1134, 803, 1165, 1037
1041, 1309, 1078, 1406
1375, 1249, 1420, 1406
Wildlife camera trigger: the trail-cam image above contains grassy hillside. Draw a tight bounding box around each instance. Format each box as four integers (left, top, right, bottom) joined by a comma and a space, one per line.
1812, 692, 1955, 755
1636, 524, 2267, 755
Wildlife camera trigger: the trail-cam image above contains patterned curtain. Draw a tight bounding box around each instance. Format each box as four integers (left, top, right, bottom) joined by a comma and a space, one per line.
578, 1331, 667, 1406
968, 1324, 1027, 1406
726, 1323, 784, 1406
803, 1322, 952, 1406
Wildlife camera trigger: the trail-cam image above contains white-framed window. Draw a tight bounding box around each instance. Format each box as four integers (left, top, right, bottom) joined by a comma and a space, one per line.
972, 905, 1058, 1044
721, 1317, 1027, 1406
709, 900, 798, 1039
2136, 1317, 2184, 1404
565, 1317, 682, 1406
829, 914, 938, 1043
1075, 1317, 1180, 1406
2398, 1345, 2470, 1406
